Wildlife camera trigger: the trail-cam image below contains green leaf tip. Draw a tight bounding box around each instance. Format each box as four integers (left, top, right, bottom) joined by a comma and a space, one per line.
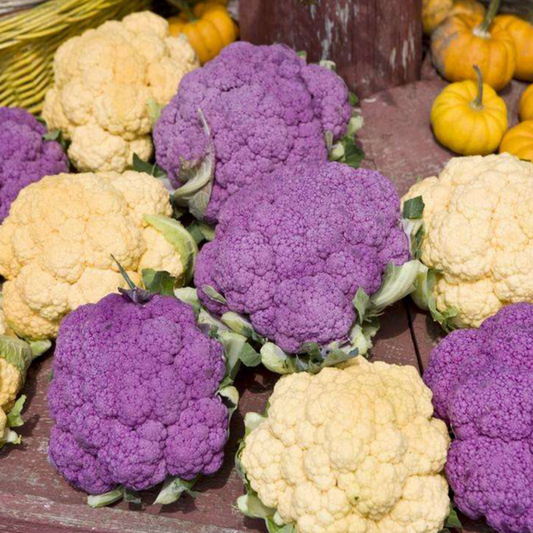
87, 487, 125, 508
187, 220, 215, 245
7, 395, 26, 428
142, 269, 177, 296
132, 153, 167, 179
402, 196, 425, 220
411, 266, 459, 332
203, 285, 227, 304
155, 476, 199, 505
29, 339, 52, 358
0, 335, 33, 376
143, 214, 198, 286
444, 506, 463, 528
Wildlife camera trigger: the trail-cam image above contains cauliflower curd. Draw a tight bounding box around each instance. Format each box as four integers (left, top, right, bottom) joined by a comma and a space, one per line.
0, 307, 24, 414
403, 153, 533, 328
42, 11, 199, 173
0, 171, 195, 340
240, 358, 451, 533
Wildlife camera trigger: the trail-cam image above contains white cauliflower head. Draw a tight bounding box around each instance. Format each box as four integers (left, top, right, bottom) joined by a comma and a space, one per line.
403, 153, 533, 328
0, 171, 197, 340
42, 11, 199, 173
239, 358, 450, 533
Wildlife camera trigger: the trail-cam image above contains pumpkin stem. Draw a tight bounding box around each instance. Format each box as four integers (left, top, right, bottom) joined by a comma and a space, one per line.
167, 0, 196, 21
477, 0, 500, 34
472, 65, 484, 110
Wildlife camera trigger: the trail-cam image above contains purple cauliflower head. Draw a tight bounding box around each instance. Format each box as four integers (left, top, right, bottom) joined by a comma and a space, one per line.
0, 107, 68, 222
194, 161, 410, 354
424, 302, 533, 533
153, 42, 352, 222
48, 292, 228, 495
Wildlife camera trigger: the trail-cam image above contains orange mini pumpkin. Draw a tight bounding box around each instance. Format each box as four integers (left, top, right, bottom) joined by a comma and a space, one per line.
495, 14, 533, 82
169, 1, 238, 65
423, 0, 485, 36
500, 120, 533, 162
431, 0, 516, 91
520, 84, 533, 121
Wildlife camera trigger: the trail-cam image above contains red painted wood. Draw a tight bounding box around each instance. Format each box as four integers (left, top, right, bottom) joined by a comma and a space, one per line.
238, 0, 422, 98
358, 74, 526, 197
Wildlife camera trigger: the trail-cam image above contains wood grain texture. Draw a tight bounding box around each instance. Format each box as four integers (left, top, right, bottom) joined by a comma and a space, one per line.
0, 305, 417, 533
238, 0, 422, 97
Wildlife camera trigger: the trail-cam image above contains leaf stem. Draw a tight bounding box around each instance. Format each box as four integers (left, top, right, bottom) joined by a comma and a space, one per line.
472, 65, 484, 110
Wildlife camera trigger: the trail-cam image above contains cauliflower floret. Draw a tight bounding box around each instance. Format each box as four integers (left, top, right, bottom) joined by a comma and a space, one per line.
0, 172, 195, 340
195, 162, 410, 354
42, 11, 199, 173
48, 292, 229, 495
154, 41, 353, 222
402, 153, 533, 328
424, 302, 533, 532
240, 358, 451, 533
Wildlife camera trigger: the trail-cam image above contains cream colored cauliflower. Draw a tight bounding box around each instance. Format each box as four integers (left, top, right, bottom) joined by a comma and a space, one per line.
0, 171, 197, 340
42, 11, 199, 173
402, 153, 533, 328
239, 358, 450, 533
0, 307, 9, 337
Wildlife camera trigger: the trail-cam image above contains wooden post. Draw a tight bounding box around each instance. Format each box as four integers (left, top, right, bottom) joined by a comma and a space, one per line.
239, 0, 422, 98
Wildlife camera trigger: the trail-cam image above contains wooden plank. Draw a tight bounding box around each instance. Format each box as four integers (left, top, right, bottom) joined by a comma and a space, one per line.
239, 0, 422, 98
0, 303, 418, 532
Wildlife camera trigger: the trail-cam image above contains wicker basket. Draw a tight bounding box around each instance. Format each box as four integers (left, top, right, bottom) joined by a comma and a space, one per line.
0, 0, 152, 114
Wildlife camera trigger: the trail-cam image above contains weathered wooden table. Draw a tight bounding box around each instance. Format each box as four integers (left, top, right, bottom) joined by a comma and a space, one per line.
0, 76, 526, 533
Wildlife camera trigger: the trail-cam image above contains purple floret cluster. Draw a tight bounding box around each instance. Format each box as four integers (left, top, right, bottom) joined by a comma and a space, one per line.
424, 303, 533, 533
154, 42, 352, 222
48, 293, 228, 495
0, 107, 68, 222
195, 162, 410, 354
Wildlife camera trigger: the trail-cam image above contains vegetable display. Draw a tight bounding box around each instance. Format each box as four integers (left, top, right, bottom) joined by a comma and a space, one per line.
195, 161, 419, 373
0, 171, 197, 340
500, 120, 533, 162
424, 303, 533, 533
0, 107, 68, 223
42, 11, 199, 173
168, 0, 238, 65
402, 153, 533, 330
422, 0, 485, 36
430, 65, 507, 155
495, 12, 533, 82
237, 358, 451, 532
153, 42, 356, 222
431, 0, 516, 91
48, 278, 238, 506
